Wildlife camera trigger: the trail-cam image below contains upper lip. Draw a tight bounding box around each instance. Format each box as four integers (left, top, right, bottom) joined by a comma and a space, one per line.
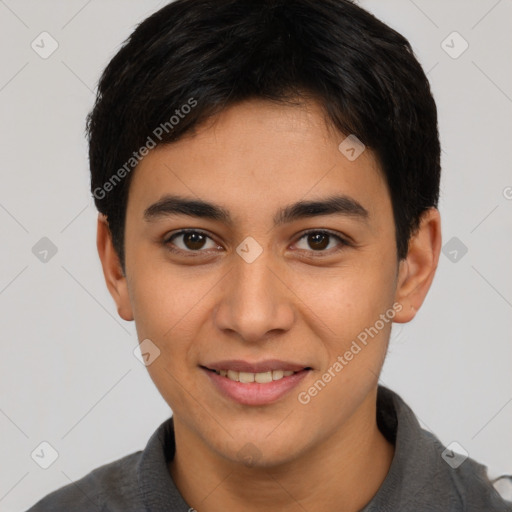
203, 359, 310, 373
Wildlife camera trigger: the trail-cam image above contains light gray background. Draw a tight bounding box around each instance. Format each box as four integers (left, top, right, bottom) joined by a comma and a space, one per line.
0, 1, 511, 510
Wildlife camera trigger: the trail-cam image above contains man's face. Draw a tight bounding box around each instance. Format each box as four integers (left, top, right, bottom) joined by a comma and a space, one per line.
122, 98, 401, 466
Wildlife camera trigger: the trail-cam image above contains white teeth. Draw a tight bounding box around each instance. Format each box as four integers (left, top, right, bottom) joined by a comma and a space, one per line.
272, 370, 284, 380
215, 369, 298, 383
239, 371, 255, 383
227, 369, 239, 382
255, 371, 273, 383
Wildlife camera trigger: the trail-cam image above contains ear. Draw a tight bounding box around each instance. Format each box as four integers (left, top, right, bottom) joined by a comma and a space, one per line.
96, 214, 134, 322
393, 208, 442, 323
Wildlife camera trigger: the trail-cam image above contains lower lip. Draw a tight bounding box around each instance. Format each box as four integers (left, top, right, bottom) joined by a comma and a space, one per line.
203, 368, 310, 406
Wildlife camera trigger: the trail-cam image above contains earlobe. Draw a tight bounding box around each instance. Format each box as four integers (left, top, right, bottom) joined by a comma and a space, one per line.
393, 208, 442, 323
96, 214, 134, 322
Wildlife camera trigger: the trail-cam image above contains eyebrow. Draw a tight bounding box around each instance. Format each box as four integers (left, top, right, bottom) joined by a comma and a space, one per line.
143, 194, 369, 226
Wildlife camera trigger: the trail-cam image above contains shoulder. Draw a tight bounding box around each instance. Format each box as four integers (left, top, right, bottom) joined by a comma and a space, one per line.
372, 387, 512, 511
409, 426, 512, 511
25, 450, 143, 512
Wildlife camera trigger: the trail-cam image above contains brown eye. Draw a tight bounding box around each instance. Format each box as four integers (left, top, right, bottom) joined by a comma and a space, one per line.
165, 230, 220, 254
294, 230, 348, 254
306, 232, 330, 250
181, 232, 207, 250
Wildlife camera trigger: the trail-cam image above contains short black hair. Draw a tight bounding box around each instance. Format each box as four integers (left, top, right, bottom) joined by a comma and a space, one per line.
87, 0, 440, 271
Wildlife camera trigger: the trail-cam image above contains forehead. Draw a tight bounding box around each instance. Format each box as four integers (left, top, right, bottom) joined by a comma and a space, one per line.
127, 98, 391, 226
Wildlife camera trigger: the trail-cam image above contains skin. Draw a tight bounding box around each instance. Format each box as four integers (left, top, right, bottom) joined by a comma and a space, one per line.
97, 98, 442, 511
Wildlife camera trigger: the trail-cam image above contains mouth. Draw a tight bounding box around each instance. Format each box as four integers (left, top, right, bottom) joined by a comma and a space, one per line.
201, 360, 312, 405
207, 368, 299, 383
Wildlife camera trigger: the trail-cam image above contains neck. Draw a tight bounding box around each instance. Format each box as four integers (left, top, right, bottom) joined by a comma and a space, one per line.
169, 388, 394, 512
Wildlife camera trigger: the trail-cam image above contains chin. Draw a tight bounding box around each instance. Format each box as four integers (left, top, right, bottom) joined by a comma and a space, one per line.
211, 431, 307, 469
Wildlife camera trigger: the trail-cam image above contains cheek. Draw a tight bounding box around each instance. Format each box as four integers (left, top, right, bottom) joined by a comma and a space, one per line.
126, 239, 201, 326
126, 258, 202, 350
291, 264, 396, 428
126, 263, 208, 410
291, 254, 397, 348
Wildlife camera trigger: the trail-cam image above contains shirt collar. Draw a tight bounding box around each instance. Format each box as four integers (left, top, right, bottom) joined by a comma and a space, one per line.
361, 385, 442, 510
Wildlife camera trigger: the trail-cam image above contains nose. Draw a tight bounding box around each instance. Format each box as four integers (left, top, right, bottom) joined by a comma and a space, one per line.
213, 249, 295, 344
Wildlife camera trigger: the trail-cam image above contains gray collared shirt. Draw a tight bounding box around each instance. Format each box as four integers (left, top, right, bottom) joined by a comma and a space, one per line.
26, 386, 512, 511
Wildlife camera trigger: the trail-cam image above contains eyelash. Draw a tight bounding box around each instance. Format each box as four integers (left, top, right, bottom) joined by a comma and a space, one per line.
163, 229, 351, 258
